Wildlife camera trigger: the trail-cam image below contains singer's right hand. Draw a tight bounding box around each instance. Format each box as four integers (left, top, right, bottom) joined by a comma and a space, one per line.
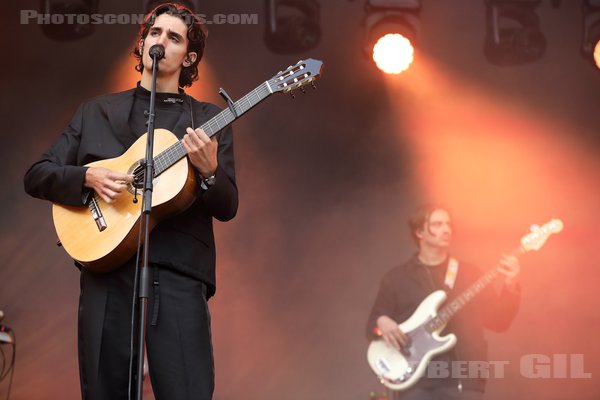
84, 167, 134, 203
377, 315, 410, 350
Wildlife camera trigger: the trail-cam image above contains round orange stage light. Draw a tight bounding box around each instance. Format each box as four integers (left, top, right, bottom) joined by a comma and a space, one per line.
372, 33, 414, 74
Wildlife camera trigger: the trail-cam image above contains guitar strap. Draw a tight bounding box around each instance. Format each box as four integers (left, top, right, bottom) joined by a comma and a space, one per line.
444, 257, 459, 289
188, 95, 195, 130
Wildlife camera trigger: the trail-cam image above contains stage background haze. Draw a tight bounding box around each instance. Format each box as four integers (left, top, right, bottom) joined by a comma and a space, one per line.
1, 0, 599, 399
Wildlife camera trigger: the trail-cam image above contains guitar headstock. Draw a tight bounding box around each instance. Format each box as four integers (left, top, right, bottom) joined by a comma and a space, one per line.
520, 219, 564, 252
268, 58, 324, 95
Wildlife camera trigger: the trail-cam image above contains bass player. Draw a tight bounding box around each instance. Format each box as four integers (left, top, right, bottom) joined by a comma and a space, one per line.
366, 205, 521, 399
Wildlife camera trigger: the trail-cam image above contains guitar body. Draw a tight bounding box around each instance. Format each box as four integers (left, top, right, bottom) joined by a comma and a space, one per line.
52, 129, 197, 272
367, 290, 457, 391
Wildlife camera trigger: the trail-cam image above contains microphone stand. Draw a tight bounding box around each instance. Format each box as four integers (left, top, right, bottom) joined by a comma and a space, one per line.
134, 44, 164, 400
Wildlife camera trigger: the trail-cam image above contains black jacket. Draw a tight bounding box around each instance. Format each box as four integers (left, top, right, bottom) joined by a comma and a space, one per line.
23, 88, 238, 298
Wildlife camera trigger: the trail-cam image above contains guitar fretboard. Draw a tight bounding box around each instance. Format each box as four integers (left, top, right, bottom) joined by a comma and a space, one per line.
424, 246, 522, 333
153, 81, 272, 176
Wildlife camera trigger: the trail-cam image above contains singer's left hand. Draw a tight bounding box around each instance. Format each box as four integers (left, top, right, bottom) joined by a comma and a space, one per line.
498, 254, 520, 287
182, 127, 218, 178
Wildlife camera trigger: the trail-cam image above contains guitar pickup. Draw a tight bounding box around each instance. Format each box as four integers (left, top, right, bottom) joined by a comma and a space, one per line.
376, 358, 391, 374
88, 196, 107, 232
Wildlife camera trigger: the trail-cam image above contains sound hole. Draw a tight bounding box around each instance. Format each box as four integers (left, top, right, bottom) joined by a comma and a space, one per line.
126, 160, 160, 195
127, 161, 145, 195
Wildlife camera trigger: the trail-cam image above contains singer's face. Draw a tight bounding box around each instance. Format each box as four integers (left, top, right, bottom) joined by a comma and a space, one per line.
141, 13, 196, 79
417, 209, 452, 249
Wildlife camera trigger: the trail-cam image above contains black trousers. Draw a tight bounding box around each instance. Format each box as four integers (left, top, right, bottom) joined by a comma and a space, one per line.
78, 261, 214, 400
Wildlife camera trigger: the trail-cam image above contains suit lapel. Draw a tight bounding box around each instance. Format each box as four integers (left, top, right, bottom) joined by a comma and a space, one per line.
106, 89, 136, 148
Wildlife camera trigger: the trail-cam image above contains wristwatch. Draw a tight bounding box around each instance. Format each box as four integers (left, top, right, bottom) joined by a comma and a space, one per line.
201, 173, 216, 190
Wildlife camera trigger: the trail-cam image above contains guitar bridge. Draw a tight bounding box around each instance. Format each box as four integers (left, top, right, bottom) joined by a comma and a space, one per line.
88, 196, 107, 232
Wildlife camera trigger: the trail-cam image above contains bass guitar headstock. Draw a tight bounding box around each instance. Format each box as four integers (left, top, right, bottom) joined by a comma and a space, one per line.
520, 219, 564, 252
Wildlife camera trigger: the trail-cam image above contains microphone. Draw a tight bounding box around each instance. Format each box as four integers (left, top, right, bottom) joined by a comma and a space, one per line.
149, 44, 165, 60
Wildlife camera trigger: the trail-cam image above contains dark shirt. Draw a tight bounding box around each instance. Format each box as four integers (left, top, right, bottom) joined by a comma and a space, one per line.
128, 83, 186, 144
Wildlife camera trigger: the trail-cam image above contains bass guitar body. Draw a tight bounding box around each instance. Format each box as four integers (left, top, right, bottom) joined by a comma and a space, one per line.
367, 290, 457, 391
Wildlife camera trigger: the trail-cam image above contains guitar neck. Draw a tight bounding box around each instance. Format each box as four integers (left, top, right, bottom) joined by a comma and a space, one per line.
425, 246, 523, 332
153, 81, 272, 176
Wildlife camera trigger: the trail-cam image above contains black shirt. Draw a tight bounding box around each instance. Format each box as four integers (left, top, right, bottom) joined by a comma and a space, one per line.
128, 82, 186, 145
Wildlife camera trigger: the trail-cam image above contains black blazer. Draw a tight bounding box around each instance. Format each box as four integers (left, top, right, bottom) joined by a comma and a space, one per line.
24, 88, 238, 297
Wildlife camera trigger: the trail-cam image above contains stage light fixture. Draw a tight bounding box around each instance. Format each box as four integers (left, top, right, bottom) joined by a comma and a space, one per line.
264, 0, 321, 54
362, 0, 421, 74
582, 0, 600, 69
40, 0, 99, 41
484, 0, 546, 66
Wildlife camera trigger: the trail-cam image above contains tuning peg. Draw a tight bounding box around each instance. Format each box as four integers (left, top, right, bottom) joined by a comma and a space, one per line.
300, 86, 306, 94
311, 82, 317, 90
289, 90, 295, 99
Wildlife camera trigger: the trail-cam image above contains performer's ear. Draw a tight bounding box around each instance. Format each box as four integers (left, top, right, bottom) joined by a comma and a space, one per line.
415, 228, 424, 239
138, 39, 144, 55
183, 52, 198, 67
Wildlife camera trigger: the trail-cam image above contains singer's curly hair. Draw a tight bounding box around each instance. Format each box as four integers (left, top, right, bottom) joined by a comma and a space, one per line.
133, 3, 207, 88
